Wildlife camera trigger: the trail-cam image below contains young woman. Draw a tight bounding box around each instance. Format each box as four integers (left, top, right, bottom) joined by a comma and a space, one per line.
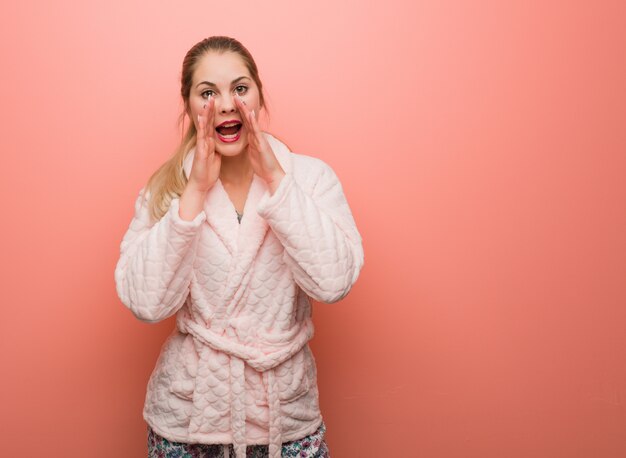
114, 36, 364, 458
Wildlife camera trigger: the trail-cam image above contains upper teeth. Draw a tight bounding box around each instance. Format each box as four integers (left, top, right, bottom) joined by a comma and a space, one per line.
220, 122, 239, 128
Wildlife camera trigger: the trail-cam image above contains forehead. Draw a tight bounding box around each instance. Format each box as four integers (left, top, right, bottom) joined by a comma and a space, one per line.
192, 51, 251, 85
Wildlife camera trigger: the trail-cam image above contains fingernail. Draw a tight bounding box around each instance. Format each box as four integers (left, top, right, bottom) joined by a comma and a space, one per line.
251, 110, 256, 118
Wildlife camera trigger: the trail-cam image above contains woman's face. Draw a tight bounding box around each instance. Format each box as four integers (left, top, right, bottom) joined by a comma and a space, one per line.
188, 51, 261, 157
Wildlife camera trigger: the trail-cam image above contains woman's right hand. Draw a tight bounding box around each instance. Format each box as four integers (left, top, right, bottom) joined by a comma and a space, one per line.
188, 96, 221, 193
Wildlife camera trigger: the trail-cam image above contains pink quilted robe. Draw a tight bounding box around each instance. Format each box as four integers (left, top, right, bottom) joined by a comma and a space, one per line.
114, 133, 364, 458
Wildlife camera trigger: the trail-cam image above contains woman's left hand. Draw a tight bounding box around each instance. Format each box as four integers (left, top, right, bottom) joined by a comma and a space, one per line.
234, 95, 285, 194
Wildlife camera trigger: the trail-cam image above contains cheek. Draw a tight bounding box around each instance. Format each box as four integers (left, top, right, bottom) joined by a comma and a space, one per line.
189, 97, 205, 117
194, 97, 209, 113
238, 90, 260, 111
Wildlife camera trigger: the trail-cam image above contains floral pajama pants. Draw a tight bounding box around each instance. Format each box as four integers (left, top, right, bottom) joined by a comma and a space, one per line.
147, 422, 330, 458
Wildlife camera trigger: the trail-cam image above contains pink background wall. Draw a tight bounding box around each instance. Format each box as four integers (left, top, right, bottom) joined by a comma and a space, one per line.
1, 1, 625, 456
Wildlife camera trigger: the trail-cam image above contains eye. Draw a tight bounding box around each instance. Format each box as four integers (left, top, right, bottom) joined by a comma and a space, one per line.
234, 85, 248, 95
201, 90, 214, 99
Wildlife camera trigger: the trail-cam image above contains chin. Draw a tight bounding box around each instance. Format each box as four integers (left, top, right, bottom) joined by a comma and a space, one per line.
215, 142, 247, 157
214, 123, 248, 157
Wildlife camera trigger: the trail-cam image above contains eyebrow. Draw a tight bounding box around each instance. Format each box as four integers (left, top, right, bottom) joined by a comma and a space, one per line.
196, 76, 251, 88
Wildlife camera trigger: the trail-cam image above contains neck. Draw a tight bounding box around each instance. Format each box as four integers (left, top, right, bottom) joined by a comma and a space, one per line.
219, 150, 253, 185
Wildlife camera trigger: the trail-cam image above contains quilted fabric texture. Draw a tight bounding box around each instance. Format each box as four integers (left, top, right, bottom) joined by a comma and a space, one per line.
114, 133, 364, 458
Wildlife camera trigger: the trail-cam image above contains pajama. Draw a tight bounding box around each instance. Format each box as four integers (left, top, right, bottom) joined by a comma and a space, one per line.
147, 421, 329, 458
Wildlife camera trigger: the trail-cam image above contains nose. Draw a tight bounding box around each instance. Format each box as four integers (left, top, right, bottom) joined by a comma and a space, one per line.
218, 94, 237, 114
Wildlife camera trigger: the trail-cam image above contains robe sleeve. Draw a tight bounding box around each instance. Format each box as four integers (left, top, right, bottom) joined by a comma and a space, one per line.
114, 188, 206, 323
256, 161, 364, 303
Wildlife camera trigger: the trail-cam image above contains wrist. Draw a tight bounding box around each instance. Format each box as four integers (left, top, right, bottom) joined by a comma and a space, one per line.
179, 186, 207, 221
183, 182, 210, 196
267, 170, 286, 196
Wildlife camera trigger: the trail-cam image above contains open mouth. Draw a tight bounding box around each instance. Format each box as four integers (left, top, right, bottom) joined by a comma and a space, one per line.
215, 121, 242, 142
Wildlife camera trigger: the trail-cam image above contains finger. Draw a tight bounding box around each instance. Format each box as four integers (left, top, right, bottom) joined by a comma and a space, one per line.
206, 96, 215, 140
234, 95, 253, 132
209, 141, 220, 163
199, 97, 210, 120
233, 95, 261, 142
198, 96, 211, 125
206, 137, 215, 158
200, 98, 210, 141
197, 114, 205, 140
195, 107, 211, 159
210, 143, 221, 173
249, 109, 262, 136
248, 110, 267, 153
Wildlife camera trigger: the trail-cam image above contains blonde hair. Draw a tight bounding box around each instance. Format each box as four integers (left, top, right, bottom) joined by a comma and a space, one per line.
142, 36, 267, 223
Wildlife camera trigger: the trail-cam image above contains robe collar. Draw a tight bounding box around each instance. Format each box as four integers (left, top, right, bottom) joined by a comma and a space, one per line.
182, 132, 293, 263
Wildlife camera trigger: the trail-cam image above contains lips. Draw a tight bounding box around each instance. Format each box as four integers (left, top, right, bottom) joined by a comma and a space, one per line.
214, 119, 243, 143
215, 120, 242, 136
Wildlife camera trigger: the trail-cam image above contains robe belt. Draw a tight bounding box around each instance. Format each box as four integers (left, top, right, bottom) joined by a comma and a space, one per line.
176, 311, 314, 458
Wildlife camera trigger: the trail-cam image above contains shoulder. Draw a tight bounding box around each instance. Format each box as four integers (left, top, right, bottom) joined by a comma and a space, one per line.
290, 151, 327, 169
